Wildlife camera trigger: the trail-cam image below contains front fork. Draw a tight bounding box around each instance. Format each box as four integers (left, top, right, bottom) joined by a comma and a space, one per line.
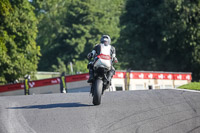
90, 82, 94, 96
90, 77, 104, 96
90, 69, 114, 95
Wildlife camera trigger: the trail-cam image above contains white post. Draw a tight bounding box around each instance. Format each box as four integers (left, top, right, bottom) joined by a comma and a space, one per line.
70, 62, 73, 74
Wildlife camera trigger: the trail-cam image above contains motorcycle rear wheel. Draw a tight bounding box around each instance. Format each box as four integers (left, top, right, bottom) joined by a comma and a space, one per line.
93, 79, 103, 105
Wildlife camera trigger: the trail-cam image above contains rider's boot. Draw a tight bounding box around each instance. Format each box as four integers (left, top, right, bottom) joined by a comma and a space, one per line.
107, 69, 115, 84
87, 69, 94, 83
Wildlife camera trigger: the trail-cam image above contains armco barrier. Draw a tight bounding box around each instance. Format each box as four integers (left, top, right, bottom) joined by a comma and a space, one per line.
0, 73, 89, 93
0, 83, 24, 93
0, 71, 192, 94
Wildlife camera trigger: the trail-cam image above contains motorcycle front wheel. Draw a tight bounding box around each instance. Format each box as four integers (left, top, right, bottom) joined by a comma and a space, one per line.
93, 79, 103, 105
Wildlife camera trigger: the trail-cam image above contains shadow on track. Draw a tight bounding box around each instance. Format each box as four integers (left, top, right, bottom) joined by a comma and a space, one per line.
7, 103, 92, 109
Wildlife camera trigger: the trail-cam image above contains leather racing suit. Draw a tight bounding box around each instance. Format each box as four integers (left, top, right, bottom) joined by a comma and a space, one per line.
87, 35, 118, 84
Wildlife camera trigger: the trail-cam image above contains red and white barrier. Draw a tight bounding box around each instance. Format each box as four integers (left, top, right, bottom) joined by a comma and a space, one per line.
113, 72, 192, 80
0, 71, 192, 93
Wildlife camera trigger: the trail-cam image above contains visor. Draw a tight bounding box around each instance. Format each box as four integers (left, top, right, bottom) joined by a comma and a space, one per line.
103, 38, 108, 42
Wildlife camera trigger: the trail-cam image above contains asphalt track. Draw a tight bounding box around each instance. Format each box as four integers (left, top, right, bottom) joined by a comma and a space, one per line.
0, 89, 200, 133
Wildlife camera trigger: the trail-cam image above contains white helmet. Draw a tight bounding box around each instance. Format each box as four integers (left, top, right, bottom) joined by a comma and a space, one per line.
100, 35, 111, 45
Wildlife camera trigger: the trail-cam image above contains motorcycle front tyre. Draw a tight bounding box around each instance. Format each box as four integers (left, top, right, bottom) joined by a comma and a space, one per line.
93, 79, 103, 105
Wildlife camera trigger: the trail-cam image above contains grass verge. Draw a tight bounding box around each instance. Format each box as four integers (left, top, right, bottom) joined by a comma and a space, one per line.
178, 82, 200, 91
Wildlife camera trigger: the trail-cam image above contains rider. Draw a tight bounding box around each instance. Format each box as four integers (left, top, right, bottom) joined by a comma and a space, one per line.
87, 35, 118, 84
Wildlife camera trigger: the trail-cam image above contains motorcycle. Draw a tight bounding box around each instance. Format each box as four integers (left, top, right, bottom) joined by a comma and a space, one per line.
89, 54, 116, 105
90, 67, 110, 105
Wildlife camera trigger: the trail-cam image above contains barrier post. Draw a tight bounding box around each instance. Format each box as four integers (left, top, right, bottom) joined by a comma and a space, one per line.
60, 72, 67, 93
125, 69, 131, 91
24, 75, 30, 95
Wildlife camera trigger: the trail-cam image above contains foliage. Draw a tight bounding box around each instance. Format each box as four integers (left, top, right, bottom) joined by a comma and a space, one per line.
2, 0, 200, 84
69, 59, 89, 74
51, 58, 67, 74
117, 0, 200, 81
31, 0, 124, 74
178, 82, 200, 91
0, 0, 40, 84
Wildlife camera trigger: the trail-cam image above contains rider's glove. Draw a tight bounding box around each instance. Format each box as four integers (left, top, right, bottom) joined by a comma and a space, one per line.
114, 57, 118, 63
87, 53, 93, 59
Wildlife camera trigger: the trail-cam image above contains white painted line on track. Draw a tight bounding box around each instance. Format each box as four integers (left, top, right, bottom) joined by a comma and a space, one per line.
165, 88, 200, 93
1, 102, 36, 133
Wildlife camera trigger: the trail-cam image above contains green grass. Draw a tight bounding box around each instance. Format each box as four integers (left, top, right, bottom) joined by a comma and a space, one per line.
178, 82, 200, 91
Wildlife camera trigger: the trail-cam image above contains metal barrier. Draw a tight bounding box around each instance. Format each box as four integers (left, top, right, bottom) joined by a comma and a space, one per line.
0, 71, 192, 96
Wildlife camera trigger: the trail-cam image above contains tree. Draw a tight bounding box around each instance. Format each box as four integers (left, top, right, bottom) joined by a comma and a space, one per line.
52, 58, 67, 74
161, 0, 200, 81
32, 0, 125, 74
0, 0, 40, 84
31, 0, 70, 71
118, 0, 200, 81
